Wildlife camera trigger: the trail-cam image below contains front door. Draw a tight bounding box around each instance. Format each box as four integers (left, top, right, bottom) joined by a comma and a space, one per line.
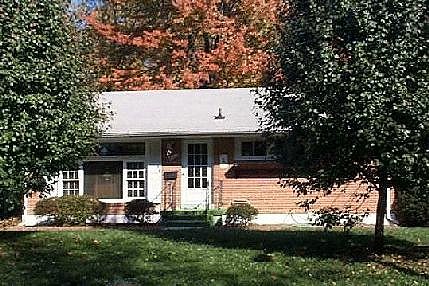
181, 141, 212, 209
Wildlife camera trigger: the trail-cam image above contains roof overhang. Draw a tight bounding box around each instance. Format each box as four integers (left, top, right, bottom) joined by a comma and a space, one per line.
99, 131, 263, 142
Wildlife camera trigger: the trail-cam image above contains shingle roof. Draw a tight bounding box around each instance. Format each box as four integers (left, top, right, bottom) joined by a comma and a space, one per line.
101, 88, 264, 138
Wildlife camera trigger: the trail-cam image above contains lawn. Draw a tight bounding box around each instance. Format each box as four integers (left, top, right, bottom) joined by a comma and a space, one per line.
0, 227, 427, 285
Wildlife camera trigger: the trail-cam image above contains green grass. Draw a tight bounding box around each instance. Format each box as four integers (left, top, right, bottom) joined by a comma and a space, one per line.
0, 227, 427, 285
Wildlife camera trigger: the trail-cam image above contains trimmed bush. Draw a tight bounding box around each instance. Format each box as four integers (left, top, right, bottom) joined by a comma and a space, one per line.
225, 203, 258, 227
394, 187, 429, 227
34, 195, 105, 225
125, 199, 157, 223
311, 207, 367, 233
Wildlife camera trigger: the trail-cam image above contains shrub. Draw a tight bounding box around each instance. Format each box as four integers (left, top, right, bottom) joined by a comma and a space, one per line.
207, 208, 227, 226
34, 195, 105, 225
311, 207, 367, 233
225, 203, 258, 227
125, 199, 157, 224
394, 187, 429, 227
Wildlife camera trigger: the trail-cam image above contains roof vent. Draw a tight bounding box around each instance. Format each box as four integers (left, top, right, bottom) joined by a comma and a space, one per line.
214, 108, 225, 120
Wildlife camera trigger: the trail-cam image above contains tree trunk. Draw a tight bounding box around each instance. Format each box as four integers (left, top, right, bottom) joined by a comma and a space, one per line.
374, 173, 388, 251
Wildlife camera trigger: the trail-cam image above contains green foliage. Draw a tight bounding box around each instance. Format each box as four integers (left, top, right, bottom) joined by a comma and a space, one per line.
0, 228, 428, 285
0, 0, 104, 217
34, 195, 105, 225
312, 207, 367, 233
207, 208, 226, 226
260, 0, 428, 245
125, 199, 157, 224
394, 187, 429, 227
225, 203, 258, 227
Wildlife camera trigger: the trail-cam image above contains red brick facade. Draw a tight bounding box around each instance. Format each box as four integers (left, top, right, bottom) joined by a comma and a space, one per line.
25, 137, 391, 217
211, 137, 382, 213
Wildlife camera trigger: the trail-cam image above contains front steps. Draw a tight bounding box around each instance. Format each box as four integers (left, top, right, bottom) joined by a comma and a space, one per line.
160, 210, 211, 228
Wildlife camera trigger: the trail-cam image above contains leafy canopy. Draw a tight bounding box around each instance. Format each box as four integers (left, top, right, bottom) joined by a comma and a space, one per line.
86, 0, 280, 90
261, 0, 428, 191
260, 0, 428, 247
0, 0, 104, 216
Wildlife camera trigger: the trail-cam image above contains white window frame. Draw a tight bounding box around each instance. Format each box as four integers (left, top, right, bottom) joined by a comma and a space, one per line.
234, 137, 274, 161
123, 160, 147, 201
58, 166, 84, 197
58, 157, 148, 203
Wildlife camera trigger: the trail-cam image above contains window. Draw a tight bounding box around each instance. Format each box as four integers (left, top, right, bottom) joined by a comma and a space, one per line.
235, 138, 272, 160
60, 160, 147, 202
187, 143, 209, 189
62, 171, 80, 196
97, 142, 145, 156
241, 141, 267, 157
125, 162, 145, 198
83, 161, 123, 199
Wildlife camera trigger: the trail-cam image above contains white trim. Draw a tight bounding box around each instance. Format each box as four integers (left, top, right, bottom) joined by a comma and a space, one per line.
22, 212, 391, 226
21, 214, 161, 226
85, 155, 146, 161
146, 139, 162, 204
122, 160, 147, 200
78, 166, 84, 196
234, 136, 274, 161
181, 139, 213, 209
252, 213, 393, 225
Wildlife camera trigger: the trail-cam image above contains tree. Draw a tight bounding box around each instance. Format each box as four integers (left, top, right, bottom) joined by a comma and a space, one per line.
0, 0, 104, 218
260, 0, 428, 250
86, 0, 279, 90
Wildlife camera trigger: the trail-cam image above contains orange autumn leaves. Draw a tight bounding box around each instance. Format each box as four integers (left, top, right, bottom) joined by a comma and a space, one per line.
86, 0, 280, 90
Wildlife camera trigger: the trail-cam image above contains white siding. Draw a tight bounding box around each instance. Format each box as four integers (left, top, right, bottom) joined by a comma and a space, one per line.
146, 139, 162, 203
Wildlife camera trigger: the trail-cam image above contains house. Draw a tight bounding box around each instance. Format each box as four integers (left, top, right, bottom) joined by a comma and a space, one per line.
22, 88, 395, 226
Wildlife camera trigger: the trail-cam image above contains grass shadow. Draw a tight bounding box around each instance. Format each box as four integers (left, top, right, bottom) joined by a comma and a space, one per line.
133, 226, 427, 263
0, 231, 142, 286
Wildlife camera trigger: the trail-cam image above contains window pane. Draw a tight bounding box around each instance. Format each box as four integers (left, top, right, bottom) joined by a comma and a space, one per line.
188, 167, 194, 177
195, 144, 201, 154
201, 155, 207, 165
202, 178, 208, 188
139, 181, 145, 188
127, 162, 136, 169
202, 167, 207, 177
98, 143, 145, 156
138, 171, 144, 178
188, 144, 194, 154
139, 190, 144, 197
188, 155, 194, 165
188, 178, 194, 188
63, 172, 68, 179
241, 142, 253, 156
201, 144, 207, 154
195, 178, 201, 188
254, 141, 267, 156
195, 156, 201, 165
83, 161, 123, 199
195, 167, 201, 177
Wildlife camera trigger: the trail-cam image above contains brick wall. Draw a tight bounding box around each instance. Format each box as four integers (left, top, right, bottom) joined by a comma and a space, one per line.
212, 137, 386, 214
161, 138, 182, 210
25, 192, 40, 215
25, 136, 393, 218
